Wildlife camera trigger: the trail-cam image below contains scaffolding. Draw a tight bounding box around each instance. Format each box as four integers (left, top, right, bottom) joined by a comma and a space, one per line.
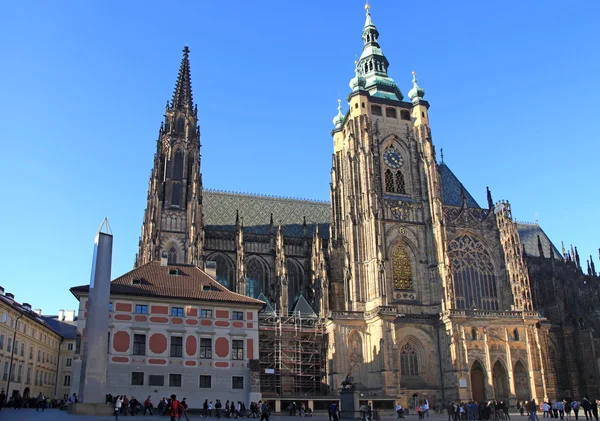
258, 297, 327, 398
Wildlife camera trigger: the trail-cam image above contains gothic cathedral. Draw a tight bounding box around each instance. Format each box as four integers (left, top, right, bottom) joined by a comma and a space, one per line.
135, 4, 600, 405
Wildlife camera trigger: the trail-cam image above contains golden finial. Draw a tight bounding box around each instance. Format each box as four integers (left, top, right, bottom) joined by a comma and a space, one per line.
365, 1, 370, 11
412, 70, 416, 76
338, 99, 342, 106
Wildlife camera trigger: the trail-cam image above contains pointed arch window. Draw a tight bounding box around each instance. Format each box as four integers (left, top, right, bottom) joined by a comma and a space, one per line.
173, 150, 184, 181
176, 116, 185, 133
400, 343, 419, 376
286, 259, 304, 309
168, 246, 177, 265
392, 245, 413, 290
209, 254, 234, 291
171, 182, 182, 207
395, 171, 406, 194
448, 235, 499, 311
384, 169, 395, 193
246, 257, 268, 299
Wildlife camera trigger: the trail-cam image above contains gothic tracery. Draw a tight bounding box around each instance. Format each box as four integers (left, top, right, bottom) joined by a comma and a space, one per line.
448, 235, 499, 310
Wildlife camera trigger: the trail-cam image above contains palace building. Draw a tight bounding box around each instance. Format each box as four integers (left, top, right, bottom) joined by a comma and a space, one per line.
112, 2, 598, 409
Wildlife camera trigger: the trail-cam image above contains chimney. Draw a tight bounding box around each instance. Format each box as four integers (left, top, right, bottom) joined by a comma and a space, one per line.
205, 261, 217, 280
65, 310, 76, 322
22, 303, 31, 311
0, 286, 4, 296
5, 293, 14, 301
34, 309, 42, 316
58, 309, 65, 321
160, 251, 168, 266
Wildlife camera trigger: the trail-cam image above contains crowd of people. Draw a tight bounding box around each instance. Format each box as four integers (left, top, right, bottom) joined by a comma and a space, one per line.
105, 394, 272, 420
0, 388, 67, 410
517, 398, 600, 421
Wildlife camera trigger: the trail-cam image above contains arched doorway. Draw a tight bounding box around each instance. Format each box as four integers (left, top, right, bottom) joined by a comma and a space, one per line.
470, 360, 486, 402
492, 360, 509, 401
513, 360, 530, 401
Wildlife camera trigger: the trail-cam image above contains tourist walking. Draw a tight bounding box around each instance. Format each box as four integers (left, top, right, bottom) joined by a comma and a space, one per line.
259, 401, 270, 421
329, 401, 339, 421
168, 394, 181, 421
115, 395, 124, 421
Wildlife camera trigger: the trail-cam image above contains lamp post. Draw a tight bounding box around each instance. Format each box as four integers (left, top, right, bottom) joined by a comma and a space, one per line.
6, 313, 24, 399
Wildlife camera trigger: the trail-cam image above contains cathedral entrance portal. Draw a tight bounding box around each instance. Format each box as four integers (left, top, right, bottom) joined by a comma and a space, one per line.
492, 360, 509, 402
470, 360, 486, 402
513, 360, 530, 401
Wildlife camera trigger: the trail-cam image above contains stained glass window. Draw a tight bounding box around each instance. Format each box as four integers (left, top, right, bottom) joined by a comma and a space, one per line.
209, 254, 234, 291
395, 171, 406, 194
448, 235, 499, 310
385, 169, 395, 193
392, 245, 413, 290
246, 257, 268, 298
286, 259, 304, 309
400, 343, 419, 376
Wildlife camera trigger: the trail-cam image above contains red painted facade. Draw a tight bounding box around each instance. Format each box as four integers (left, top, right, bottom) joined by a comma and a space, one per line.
215, 337, 229, 358
151, 305, 169, 314
216, 310, 229, 319
113, 331, 130, 353
247, 338, 254, 359
186, 335, 197, 356
149, 333, 167, 354
115, 303, 132, 312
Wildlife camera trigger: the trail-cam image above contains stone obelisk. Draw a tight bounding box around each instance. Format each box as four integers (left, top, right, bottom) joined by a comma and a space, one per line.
70, 218, 113, 415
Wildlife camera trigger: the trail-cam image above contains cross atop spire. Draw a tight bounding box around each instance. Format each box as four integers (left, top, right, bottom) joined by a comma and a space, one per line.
172, 46, 194, 110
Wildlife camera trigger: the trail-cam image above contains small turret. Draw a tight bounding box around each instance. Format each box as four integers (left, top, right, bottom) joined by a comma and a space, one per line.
332, 99, 345, 129
408, 71, 426, 104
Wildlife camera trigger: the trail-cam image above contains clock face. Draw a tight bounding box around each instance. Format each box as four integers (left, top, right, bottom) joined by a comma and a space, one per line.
384, 149, 403, 169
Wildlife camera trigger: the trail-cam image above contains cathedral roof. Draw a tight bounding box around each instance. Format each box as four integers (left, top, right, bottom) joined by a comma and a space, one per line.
438, 162, 481, 208
203, 189, 331, 238
70, 261, 264, 306
517, 222, 562, 259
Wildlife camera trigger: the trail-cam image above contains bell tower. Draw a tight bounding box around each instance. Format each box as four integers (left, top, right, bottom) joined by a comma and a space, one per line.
136, 46, 204, 267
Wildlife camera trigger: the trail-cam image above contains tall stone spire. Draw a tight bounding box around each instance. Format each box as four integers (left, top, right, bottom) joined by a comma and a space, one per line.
355, 2, 403, 101
136, 46, 204, 268
172, 46, 194, 110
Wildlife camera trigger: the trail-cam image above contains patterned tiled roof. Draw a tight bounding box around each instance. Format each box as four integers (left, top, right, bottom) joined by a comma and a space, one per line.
203, 190, 331, 238
438, 163, 481, 208
517, 223, 562, 259
70, 262, 264, 306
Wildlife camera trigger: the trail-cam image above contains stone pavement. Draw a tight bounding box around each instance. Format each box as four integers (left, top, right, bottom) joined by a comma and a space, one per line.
0, 409, 527, 421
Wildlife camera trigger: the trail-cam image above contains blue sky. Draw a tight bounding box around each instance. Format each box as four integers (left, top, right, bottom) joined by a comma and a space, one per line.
0, 0, 598, 313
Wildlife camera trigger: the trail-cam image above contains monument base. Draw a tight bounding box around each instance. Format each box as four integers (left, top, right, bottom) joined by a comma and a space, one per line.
340, 389, 360, 420
68, 402, 115, 416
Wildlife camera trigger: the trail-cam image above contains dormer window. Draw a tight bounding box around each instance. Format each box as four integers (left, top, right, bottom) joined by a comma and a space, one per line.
132, 279, 141, 285
169, 269, 179, 276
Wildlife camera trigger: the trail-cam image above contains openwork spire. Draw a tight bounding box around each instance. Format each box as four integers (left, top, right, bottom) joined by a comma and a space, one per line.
172, 46, 194, 110
352, 2, 403, 101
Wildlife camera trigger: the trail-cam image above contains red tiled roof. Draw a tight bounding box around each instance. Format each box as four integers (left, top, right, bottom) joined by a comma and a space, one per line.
70, 261, 264, 307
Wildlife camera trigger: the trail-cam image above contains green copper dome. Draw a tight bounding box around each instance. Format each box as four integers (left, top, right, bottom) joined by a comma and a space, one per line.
408, 71, 425, 103
349, 65, 366, 91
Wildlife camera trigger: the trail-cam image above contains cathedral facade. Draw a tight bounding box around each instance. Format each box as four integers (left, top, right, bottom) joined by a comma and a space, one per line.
135, 5, 599, 406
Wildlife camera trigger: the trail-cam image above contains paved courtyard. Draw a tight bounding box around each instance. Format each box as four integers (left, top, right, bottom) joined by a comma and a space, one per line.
0, 409, 528, 421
